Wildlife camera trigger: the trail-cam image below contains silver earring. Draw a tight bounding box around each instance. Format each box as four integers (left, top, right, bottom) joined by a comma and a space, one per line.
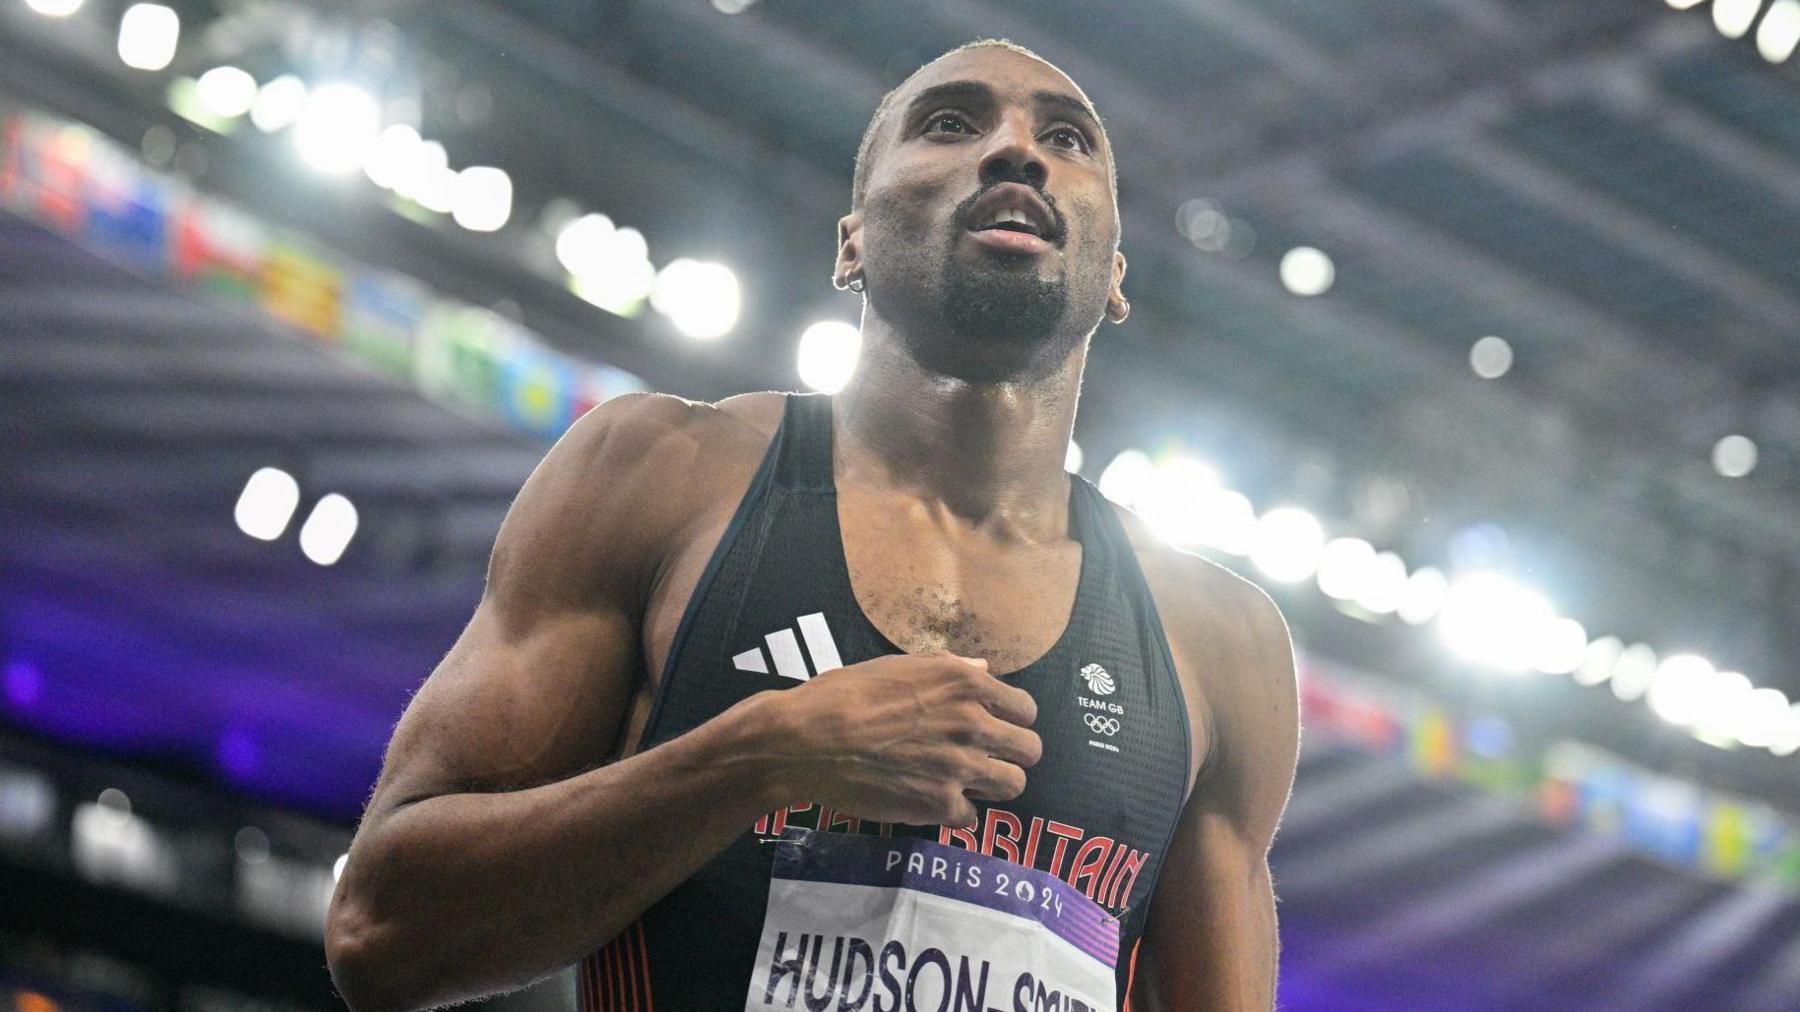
848, 275, 865, 293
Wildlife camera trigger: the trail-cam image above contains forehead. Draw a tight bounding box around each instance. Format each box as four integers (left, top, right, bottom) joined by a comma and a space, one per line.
897, 47, 1094, 112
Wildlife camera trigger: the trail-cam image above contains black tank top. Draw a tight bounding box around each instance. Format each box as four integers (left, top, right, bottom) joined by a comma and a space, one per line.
577, 393, 1192, 1011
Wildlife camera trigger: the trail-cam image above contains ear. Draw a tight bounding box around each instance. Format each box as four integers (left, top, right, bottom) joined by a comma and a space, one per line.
1104, 249, 1130, 324
833, 211, 865, 291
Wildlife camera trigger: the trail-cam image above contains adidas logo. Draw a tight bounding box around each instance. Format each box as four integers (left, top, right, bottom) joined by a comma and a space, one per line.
733, 612, 844, 682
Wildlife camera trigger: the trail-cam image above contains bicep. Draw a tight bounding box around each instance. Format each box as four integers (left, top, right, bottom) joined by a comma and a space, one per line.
1134, 581, 1299, 1011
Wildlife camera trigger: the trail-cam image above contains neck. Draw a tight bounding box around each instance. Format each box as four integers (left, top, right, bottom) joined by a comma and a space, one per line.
832, 322, 1085, 541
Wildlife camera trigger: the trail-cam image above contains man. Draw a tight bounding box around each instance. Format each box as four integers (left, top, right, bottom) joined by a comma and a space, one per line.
326, 38, 1297, 1012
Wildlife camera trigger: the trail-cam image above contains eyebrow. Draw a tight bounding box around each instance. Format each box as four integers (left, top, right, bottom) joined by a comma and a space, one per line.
901, 80, 1105, 144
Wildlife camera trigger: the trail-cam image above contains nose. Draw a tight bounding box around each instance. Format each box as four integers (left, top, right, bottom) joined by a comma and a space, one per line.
977, 115, 1047, 190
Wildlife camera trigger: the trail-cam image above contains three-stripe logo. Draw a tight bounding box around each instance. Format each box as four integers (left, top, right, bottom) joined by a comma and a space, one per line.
733, 612, 844, 682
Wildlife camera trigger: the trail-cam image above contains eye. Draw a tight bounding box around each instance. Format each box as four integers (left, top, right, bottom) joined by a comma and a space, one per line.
923, 112, 975, 137
1044, 126, 1090, 153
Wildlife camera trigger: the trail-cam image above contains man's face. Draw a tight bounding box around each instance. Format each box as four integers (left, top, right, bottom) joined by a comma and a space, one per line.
841, 48, 1128, 384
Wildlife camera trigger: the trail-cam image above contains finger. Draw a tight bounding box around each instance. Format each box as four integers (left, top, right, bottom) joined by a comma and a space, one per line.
962, 757, 1028, 802
981, 722, 1044, 768
978, 679, 1038, 727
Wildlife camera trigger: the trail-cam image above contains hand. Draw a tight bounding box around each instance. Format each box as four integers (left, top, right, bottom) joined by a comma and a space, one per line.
766, 652, 1042, 828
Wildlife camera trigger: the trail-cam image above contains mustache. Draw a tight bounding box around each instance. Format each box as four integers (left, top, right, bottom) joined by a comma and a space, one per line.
953, 182, 1068, 246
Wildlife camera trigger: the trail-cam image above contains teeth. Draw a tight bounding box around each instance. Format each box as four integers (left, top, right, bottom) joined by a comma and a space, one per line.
982, 208, 1036, 230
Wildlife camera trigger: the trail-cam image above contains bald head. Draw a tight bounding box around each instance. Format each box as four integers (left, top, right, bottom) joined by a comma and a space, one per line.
850, 39, 1115, 210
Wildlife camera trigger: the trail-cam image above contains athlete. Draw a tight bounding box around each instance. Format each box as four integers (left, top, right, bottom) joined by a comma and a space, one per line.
326, 39, 1298, 1012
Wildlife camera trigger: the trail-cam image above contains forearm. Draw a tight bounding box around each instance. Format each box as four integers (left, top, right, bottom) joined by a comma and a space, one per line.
326, 691, 789, 1011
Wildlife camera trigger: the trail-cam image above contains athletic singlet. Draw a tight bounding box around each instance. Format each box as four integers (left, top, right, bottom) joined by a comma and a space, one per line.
578, 393, 1192, 1011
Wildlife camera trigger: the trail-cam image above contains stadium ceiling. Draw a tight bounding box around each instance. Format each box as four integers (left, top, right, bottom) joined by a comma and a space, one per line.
3, 1, 1799, 799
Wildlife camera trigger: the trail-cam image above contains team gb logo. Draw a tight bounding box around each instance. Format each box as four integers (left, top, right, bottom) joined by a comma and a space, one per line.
1079, 663, 1115, 696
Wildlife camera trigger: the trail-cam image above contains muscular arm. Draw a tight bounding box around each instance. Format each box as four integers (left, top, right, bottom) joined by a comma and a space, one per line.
324, 394, 789, 1011
1132, 565, 1300, 1011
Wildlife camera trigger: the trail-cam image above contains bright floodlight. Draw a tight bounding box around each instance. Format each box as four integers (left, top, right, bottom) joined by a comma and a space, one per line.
1064, 440, 1083, 474
27, 0, 86, 17
1691, 670, 1752, 744
651, 259, 741, 339
234, 467, 300, 541
1532, 617, 1589, 675
363, 123, 421, 190
1647, 653, 1716, 726
390, 139, 454, 212
1397, 566, 1449, 625
1316, 537, 1377, 601
1769, 703, 1800, 757
1574, 635, 1623, 686
1279, 246, 1334, 297
118, 4, 180, 71
1664, 0, 1705, 9
298, 494, 358, 566
556, 213, 615, 273
1760, 0, 1800, 61
452, 166, 513, 232
1437, 572, 1553, 671
1609, 642, 1658, 701
1712, 434, 1757, 477
1736, 687, 1791, 748
251, 74, 307, 133
1098, 449, 1153, 507
1469, 335, 1513, 380
1139, 457, 1222, 548
1355, 551, 1409, 615
296, 82, 380, 175
796, 320, 862, 393
1250, 507, 1325, 583
195, 66, 257, 118
1714, 0, 1760, 38
569, 223, 657, 316
1194, 488, 1259, 556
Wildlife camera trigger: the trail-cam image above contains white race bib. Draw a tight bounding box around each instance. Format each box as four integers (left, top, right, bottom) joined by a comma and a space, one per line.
746, 829, 1119, 1012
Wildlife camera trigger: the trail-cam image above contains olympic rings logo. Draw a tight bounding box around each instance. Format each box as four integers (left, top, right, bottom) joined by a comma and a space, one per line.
1084, 714, 1121, 737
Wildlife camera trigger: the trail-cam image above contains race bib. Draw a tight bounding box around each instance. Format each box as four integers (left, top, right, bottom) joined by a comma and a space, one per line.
746, 829, 1119, 1012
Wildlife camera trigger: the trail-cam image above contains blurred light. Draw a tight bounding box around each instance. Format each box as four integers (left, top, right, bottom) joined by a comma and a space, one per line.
298, 494, 358, 565
1469, 335, 1513, 379
1250, 507, 1325, 583
117, 4, 179, 71
362, 123, 421, 190
1465, 714, 1514, 759
1355, 551, 1409, 615
796, 320, 861, 393
1397, 566, 1449, 625
0, 767, 56, 839
1097, 449, 1153, 506
1279, 246, 1334, 296
652, 259, 741, 339
1714, 0, 1761, 38
26, 0, 85, 15
1693, 670, 1754, 747
1759, 0, 1800, 61
1139, 457, 1222, 548
1437, 572, 1553, 671
4, 660, 43, 708
98, 787, 130, 815
235, 826, 270, 864
393, 139, 454, 212
1574, 634, 1623, 686
1316, 537, 1377, 600
1194, 488, 1259, 556
562, 218, 656, 315
1712, 434, 1757, 477
195, 66, 257, 118
1647, 653, 1716, 726
333, 852, 349, 883
1665, 0, 1706, 8
1769, 704, 1800, 756
451, 166, 512, 232
1736, 687, 1791, 748
1065, 440, 1083, 474
296, 82, 380, 175
1609, 642, 1659, 701
1532, 616, 1589, 675
711, 0, 759, 10
234, 467, 300, 541
250, 74, 307, 133
1176, 197, 1231, 253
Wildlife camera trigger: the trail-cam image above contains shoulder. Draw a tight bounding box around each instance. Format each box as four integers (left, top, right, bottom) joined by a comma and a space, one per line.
487, 390, 788, 606
1105, 500, 1297, 788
